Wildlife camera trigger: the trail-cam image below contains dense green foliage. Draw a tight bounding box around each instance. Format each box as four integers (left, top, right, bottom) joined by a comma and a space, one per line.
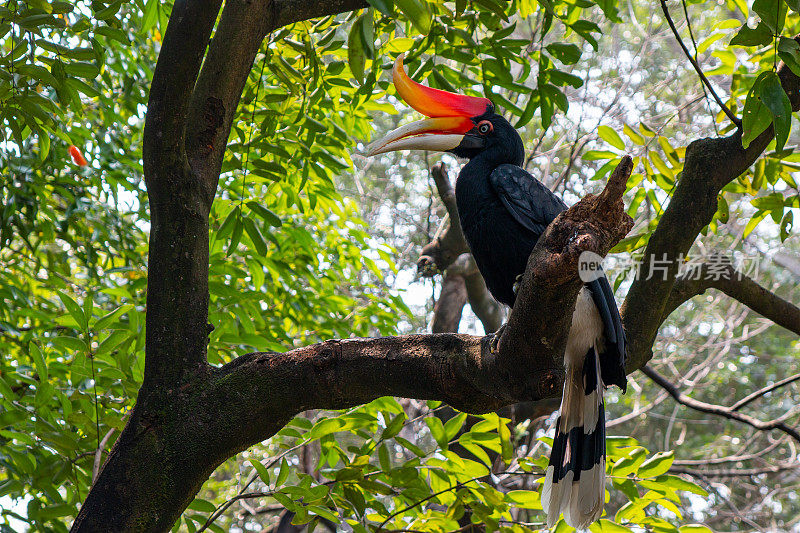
1, 0, 799, 530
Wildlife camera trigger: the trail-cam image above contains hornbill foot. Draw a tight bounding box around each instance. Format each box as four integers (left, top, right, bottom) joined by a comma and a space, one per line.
512, 274, 523, 295
490, 323, 507, 353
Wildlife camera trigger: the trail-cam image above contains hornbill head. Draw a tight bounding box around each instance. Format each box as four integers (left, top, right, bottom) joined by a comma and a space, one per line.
365, 54, 522, 163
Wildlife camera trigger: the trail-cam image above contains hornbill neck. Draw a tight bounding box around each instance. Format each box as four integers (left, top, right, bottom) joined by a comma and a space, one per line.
457, 138, 525, 189
455, 143, 524, 215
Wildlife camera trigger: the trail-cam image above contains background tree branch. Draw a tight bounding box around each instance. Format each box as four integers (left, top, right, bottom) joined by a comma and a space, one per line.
622, 41, 800, 370
641, 365, 800, 444
662, 258, 800, 335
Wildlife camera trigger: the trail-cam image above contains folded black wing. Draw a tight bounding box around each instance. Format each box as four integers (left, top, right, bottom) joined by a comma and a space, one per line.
488, 164, 567, 236
489, 163, 627, 392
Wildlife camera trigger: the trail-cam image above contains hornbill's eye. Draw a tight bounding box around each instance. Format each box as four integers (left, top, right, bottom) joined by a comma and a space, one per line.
477, 120, 493, 135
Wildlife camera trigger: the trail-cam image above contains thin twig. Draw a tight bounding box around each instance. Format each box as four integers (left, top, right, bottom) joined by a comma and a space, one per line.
731, 373, 800, 412
671, 464, 798, 477
92, 427, 116, 484
681, 0, 718, 134
659, 0, 741, 128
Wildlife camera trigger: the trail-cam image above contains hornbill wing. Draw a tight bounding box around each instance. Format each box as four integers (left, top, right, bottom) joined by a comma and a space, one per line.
489, 164, 627, 392
488, 164, 568, 236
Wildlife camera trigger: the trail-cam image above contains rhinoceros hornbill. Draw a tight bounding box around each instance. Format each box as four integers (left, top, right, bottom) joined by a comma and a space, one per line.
365, 54, 627, 528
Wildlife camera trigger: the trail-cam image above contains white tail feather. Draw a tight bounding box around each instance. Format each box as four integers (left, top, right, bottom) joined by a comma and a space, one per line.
541, 347, 605, 528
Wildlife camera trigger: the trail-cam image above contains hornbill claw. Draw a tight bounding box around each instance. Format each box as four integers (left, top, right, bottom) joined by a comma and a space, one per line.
489, 323, 507, 353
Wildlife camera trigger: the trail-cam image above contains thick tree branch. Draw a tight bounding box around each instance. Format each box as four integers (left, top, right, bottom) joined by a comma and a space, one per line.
141, 0, 225, 388
73, 157, 632, 532
622, 44, 800, 370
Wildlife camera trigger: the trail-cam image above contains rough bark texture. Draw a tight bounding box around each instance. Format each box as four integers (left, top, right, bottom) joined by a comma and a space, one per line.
70, 0, 800, 527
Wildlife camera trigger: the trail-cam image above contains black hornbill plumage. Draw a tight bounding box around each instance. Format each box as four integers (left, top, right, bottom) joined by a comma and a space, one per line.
366, 55, 628, 528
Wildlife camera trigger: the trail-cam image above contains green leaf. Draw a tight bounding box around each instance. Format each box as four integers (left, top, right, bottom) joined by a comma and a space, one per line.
187, 498, 216, 513
95, 330, 130, 356
63, 62, 100, 79
308, 417, 346, 440
395, 0, 432, 34
595, 520, 634, 532
276, 458, 290, 487
243, 217, 268, 256
217, 206, 241, 240
366, 0, 394, 17
228, 213, 244, 256
753, 0, 786, 32
141, 0, 159, 33
760, 71, 792, 150
598, 125, 625, 150
58, 292, 88, 331
250, 459, 270, 485
359, 13, 375, 61
381, 412, 406, 440
443, 412, 467, 442
637, 451, 674, 478
347, 17, 367, 85
742, 73, 773, 149
246, 202, 282, 227
506, 490, 541, 509
498, 419, 512, 462
94, 304, 132, 331
29, 343, 48, 381
778, 37, 800, 76
650, 475, 708, 497
546, 43, 582, 65
515, 89, 539, 128
781, 210, 793, 241
425, 416, 446, 448
730, 21, 773, 46
612, 447, 648, 476
51, 335, 89, 353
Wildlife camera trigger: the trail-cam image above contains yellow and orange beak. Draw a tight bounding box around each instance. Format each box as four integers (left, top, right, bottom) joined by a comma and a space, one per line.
364, 54, 493, 156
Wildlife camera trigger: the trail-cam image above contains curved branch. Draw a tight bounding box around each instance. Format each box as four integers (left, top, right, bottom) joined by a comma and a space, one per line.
731, 373, 800, 412
622, 42, 800, 370
662, 259, 800, 336
659, 0, 740, 127
641, 366, 800, 444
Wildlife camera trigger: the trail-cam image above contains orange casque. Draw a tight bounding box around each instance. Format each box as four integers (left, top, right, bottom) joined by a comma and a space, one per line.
392, 53, 492, 120
68, 145, 88, 166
